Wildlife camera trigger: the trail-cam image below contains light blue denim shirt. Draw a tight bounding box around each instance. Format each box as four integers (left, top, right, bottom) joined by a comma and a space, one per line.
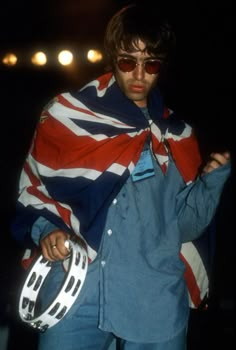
31, 148, 231, 342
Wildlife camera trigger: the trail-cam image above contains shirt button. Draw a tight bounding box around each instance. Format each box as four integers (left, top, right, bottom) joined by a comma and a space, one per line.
107, 229, 112, 236
101, 260, 106, 267
112, 198, 117, 205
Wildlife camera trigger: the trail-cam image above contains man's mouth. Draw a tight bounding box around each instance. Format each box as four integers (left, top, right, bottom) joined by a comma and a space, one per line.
129, 84, 145, 93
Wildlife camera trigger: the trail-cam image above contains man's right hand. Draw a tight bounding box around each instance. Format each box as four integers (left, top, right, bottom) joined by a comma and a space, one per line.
40, 229, 71, 261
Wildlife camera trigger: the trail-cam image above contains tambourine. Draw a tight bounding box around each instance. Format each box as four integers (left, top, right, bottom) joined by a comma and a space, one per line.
18, 240, 88, 332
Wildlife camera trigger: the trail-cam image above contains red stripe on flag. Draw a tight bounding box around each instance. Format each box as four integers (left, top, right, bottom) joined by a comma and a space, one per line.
24, 162, 73, 228
180, 252, 202, 308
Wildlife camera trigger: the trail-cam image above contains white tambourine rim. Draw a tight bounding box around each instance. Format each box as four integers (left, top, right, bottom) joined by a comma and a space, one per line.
18, 240, 88, 332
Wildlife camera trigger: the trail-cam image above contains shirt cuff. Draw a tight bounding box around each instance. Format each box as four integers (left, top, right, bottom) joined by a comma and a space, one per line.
31, 216, 59, 246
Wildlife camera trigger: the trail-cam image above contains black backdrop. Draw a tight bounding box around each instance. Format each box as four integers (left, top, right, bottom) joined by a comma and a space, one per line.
0, 1, 234, 349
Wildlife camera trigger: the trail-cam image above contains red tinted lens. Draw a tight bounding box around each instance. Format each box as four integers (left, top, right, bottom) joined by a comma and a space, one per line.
117, 58, 136, 72
145, 60, 161, 74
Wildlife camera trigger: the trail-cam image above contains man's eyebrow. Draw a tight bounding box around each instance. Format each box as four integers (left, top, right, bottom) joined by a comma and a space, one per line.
117, 53, 159, 60
117, 54, 135, 58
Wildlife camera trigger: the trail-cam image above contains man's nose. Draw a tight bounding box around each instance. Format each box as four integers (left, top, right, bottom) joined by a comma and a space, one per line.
133, 63, 145, 80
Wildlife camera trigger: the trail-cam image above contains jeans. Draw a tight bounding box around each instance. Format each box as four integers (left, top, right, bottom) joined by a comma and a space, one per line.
38, 262, 186, 350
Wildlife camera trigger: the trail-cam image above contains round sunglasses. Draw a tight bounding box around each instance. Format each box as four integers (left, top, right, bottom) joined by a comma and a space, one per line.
116, 57, 162, 75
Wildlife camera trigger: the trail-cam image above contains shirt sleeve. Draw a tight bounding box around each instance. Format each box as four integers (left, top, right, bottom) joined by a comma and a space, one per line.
31, 216, 59, 246
176, 161, 231, 242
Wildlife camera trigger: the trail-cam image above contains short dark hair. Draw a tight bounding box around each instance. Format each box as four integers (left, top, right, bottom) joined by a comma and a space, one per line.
104, 3, 176, 69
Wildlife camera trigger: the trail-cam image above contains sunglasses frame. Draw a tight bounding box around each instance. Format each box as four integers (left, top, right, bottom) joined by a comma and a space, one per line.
116, 56, 162, 75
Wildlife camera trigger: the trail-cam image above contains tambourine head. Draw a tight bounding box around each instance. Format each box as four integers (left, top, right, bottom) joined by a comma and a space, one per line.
18, 240, 88, 331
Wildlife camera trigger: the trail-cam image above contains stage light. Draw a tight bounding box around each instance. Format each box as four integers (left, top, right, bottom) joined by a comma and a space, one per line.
57, 50, 74, 66
87, 49, 103, 63
2, 52, 18, 66
31, 51, 47, 66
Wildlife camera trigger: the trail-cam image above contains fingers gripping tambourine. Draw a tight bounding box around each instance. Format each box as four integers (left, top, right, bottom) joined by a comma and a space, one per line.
18, 240, 88, 332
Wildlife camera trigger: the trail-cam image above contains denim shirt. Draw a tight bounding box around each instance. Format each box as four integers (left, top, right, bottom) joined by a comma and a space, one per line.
31, 148, 231, 342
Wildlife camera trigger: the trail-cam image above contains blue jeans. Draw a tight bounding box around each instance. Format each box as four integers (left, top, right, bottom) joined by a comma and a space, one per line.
38, 262, 186, 350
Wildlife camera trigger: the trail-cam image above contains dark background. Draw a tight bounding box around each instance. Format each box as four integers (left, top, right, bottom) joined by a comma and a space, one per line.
0, 0, 234, 349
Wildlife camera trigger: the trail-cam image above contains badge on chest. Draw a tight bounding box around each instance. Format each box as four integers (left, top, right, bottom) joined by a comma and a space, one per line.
131, 148, 155, 182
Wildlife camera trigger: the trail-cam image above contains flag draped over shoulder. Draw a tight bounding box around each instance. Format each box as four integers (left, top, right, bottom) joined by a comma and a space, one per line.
12, 72, 212, 308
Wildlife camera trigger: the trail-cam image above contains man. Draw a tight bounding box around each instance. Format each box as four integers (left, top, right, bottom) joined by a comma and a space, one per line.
11, 4, 231, 350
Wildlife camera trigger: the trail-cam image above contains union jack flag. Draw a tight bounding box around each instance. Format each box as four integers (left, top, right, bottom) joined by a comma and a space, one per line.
12, 72, 212, 308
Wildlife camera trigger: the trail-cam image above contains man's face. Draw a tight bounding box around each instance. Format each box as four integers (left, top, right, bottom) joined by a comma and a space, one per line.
114, 40, 161, 108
